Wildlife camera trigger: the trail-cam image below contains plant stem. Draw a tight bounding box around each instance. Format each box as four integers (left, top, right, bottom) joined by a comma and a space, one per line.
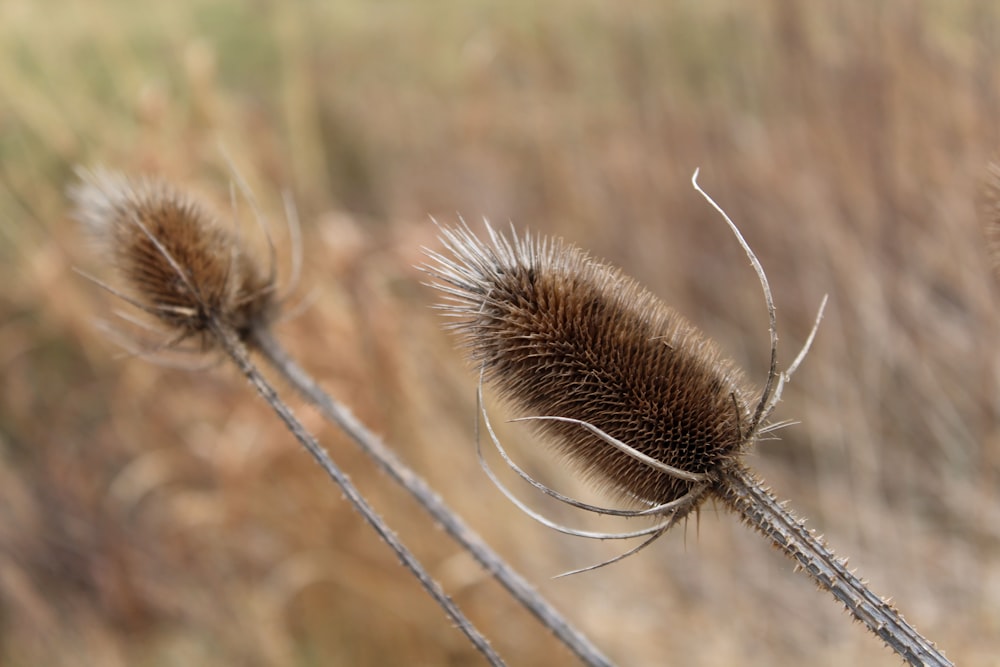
249, 327, 615, 667
716, 464, 952, 667
211, 322, 506, 667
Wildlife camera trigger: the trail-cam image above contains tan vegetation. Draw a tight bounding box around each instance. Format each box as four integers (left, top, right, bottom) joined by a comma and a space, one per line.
1, 0, 998, 664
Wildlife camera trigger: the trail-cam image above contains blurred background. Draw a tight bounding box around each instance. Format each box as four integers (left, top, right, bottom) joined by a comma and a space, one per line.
2, 0, 999, 664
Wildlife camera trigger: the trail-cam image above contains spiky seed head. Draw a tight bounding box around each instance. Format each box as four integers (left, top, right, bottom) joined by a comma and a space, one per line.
425, 222, 755, 510
70, 168, 277, 347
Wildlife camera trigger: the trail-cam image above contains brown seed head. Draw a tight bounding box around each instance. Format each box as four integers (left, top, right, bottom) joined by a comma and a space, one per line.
70, 168, 277, 347
426, 222, 755, 509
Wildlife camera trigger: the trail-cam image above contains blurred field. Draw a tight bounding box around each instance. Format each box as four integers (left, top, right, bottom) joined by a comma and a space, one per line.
2, 0, 999, 664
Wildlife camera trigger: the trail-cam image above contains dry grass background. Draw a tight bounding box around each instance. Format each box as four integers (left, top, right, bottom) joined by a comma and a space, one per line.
1, 0, 999, 664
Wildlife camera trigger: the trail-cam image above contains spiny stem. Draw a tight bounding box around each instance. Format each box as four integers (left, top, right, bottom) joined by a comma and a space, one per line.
715, 465, 952, 667
210, 322, 506, 667
248, 327, 615, 667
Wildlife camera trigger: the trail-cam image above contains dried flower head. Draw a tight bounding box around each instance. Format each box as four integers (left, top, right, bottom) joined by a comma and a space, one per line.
69, 168, 278, 349
424, 173, 824, 570
427, 222, 754, 513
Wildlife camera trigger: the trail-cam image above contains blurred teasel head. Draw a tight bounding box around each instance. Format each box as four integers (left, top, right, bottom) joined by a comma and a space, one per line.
69, 168, 279, 349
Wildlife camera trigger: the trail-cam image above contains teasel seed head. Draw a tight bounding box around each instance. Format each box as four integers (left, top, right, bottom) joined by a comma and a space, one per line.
425, 221, 756, 512
69, 168, 278, 349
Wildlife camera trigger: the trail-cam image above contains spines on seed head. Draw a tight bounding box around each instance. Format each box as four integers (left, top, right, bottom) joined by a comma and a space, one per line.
69, 167, 277, 348
425, 221, 755, 509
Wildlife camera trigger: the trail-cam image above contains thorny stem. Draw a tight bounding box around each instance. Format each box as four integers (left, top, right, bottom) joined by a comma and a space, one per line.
248, 327, 615, 667
210, 322, 506, 667
716, 465, 953, 667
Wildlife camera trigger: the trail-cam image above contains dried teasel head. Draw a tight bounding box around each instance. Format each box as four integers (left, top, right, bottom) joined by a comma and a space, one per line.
425, 173, 824, 571
426, 222, 755, 515
69, 168, 279, 350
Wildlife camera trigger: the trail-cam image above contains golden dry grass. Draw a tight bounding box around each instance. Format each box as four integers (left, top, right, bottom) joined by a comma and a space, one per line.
2, 0, 999, 664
